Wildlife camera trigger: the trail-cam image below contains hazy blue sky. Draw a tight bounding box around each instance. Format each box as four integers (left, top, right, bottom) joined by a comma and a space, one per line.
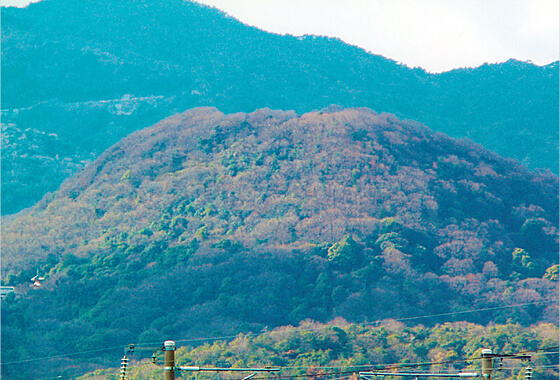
3, 0, 558, 72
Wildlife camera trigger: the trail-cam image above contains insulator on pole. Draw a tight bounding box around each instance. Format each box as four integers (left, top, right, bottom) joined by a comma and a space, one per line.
525, 366, 533, 380
120, 354, 129, 379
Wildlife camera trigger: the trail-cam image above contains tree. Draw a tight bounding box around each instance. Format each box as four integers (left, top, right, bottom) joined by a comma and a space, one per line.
543, 265, 558, 281
512, 248, 541, 277
327, 235, 363, 270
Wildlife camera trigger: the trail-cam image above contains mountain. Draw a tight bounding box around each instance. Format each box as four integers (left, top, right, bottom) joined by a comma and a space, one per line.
2, 107, 558, 378
2, 0, 558, 215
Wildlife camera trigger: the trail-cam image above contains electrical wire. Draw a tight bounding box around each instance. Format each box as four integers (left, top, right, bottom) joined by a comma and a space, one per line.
135, 333, 248, 348
133, 328, 560, 379
112, 346, 559, 380
154, 347, 557, 380
3, 300, 557, 374
131, 300, 559, 356
363, 300, 557, 325
373, 347, 559, 371
494, 364, 560, 370
1, 344, 126, 366
231, 362, 560, 380
532, 350, 560, 356
34, 373, 85, 380
189, 346, 558, 373
32, 355, 164, 380
235, 346, 560, 376
516, 346, 560, 355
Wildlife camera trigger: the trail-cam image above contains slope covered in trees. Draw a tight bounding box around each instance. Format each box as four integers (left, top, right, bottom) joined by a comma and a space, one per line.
2, 107, 558, 378
77, 320, 558, 380
2, 0, 558, 214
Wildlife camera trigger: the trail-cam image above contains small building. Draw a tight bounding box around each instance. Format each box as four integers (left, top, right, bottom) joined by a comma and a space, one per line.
0, 286, 15, 299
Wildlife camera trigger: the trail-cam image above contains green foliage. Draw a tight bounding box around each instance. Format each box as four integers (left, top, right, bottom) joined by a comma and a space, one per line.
374, 232, 407, 251
511, 248, 541, 278
519, 218, 557, 254
379, 217, 403, 234
155, 238, 199, 268
543, 265, 558, 281
214, 239, 243, 253
327, 235, 363, 270
120, 170, 131, 181
138, 228, 153, 237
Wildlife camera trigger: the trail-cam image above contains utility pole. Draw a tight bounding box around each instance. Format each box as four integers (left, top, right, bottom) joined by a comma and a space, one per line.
360, 348, 499, 380
479, 349, 532, 380
154, 340, 280, 379
481, 349, 493, 380
360, 348, 533, 380
164, 340, 176, 380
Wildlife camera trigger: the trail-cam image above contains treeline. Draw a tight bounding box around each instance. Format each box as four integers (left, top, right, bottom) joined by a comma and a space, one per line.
77, 320, 559, 380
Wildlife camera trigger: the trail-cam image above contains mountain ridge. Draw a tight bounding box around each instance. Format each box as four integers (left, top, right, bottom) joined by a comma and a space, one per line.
2, 0, 558, 215
5, 106, 558, 270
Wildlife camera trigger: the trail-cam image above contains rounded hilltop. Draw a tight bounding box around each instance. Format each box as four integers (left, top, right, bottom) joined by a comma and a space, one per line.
1, 107, 557, 365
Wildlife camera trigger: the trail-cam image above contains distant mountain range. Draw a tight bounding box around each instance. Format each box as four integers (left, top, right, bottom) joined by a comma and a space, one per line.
2, 0, 558, 215
2, 107, 558, 378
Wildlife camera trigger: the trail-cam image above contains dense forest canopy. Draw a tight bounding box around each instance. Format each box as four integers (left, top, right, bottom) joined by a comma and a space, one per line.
2, 0, 558, 214
2, 107, 558, 379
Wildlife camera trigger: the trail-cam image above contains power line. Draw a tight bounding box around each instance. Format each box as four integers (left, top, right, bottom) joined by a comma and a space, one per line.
132, 301, 558, 351
34, 373, 86, 380
1, 344, 126, 366
34, 362, 559, 380
532, 351, 560, 357
108, 345, 558, 380
32, 351, 160, 380
2, 301, 556, 369
247, 346, 560, 377
225, 362, 559, 380
130, 300, 559, 365
364, 300, 557, 324
517, 346, 560, 355
137, 333, 247, 348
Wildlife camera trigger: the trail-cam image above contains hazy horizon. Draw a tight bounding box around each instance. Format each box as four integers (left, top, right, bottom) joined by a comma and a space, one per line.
2, 0, 557, 73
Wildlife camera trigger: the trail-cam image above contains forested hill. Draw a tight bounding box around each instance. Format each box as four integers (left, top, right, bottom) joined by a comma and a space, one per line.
2, 107, 558, 378
2, 0, 558, 215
